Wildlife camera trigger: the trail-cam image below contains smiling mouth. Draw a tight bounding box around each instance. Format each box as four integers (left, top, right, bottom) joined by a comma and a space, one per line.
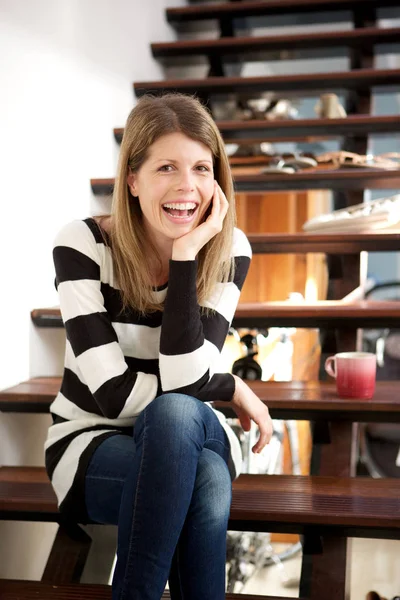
162, 203, 199, 219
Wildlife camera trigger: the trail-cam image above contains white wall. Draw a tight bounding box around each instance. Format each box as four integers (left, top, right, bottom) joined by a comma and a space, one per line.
0, 0, 184, 579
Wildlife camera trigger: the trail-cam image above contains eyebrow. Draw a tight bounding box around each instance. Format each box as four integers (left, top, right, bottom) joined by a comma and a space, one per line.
153, 158, 213, 164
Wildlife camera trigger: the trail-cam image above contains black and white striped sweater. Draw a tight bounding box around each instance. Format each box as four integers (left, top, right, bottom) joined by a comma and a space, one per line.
45, 218, 251, 522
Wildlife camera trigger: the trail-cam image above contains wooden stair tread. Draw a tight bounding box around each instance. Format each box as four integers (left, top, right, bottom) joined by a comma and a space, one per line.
216, 379, 400, 422
152, 26, 400, 59
217, 115, 400, 144
91, 169, 400, 194
2, 377, 400, 423
0, 377, 61, 413
0, 466, 57, 518
234, 300, 400, 328
231, 474, 400, 533
166, 0, 399, 23
1, 467, 400, 537
133, 68, 400, 97
231, 168, 400, 192
0, 580, 291, 600
248, 232, 400, 254
30, 300, 400, 329
114, 115, 400, 145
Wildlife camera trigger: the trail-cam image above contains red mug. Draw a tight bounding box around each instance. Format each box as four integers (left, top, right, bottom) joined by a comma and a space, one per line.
324, 352, 376, 399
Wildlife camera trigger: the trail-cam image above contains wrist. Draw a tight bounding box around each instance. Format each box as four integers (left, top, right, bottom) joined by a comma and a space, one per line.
171, 248, 195, 261
232, 374, 243, 401
172, 242, 196, 261
171, 252, 196, 261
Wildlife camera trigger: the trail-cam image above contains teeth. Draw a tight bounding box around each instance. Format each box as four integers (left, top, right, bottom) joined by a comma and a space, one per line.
163, 202, 197, 210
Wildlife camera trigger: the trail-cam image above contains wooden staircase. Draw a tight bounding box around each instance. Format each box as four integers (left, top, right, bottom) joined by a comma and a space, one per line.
3, 0, 400, 598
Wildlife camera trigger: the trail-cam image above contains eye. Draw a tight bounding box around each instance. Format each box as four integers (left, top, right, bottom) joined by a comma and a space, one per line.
196, 165, 211, 172
159, 164, 174, 172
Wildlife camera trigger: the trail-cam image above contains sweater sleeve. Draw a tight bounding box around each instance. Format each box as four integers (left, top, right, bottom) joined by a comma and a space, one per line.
159, 228, 252, 401
53, 220, 158, 420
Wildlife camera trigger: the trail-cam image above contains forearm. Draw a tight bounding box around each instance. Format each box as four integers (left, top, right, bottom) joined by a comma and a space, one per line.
159, 259, 237, 399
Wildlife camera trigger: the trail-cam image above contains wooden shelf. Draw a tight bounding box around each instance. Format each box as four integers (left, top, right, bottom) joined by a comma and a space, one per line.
248, 232, 400, 254
91, 169, 400, 194
114, 115, 400, 145
3, 377, 400, 424
152, 27, 400, 63
134, 68, 400, 99
30, 301, 400, 329
166, 0, 399, 24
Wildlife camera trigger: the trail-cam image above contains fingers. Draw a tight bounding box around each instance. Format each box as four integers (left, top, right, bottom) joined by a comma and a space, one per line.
212, 181, 229, 221
210, 180, 220, 218
232, 404, 251, 432
252, 410, 273, 454
215, 181, 229, 219
239, 413, 252, 432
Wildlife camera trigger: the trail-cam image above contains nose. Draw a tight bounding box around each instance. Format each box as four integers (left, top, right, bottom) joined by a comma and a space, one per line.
176, 169, 195, 192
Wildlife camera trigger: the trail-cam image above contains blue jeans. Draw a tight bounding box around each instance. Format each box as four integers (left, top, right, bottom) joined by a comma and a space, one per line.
84, 393, 232, 600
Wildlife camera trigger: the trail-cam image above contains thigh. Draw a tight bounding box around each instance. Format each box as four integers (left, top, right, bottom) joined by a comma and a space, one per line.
85, 434, 136, 525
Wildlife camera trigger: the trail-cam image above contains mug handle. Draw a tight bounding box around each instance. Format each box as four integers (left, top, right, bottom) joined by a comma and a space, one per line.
325, 355, 337, 378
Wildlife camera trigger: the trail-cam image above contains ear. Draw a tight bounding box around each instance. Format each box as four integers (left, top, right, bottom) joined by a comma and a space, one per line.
127, 171, 138, 197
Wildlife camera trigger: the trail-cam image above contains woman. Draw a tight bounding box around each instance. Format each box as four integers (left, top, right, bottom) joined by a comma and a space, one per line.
45, 93, 272, 600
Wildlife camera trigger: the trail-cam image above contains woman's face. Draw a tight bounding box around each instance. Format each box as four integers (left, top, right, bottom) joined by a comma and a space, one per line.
127, 132, 215, 251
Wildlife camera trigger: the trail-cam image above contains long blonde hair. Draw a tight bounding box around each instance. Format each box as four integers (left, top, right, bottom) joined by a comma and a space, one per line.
108, 93, 236, 315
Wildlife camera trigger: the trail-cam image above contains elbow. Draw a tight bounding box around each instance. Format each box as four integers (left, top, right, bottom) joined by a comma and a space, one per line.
161, 370, 210, 397
93, 388, 123, 420
101, 405, 121, 420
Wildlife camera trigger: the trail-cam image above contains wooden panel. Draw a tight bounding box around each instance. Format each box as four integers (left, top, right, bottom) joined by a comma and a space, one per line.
42, 525, 92, 585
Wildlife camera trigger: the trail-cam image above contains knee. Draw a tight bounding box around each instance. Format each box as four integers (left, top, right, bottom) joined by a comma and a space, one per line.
194, 450, 232, 523
142, 392, 206, 430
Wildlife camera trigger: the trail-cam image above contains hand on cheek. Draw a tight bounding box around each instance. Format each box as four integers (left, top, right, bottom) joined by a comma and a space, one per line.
172, 180, 229, 260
